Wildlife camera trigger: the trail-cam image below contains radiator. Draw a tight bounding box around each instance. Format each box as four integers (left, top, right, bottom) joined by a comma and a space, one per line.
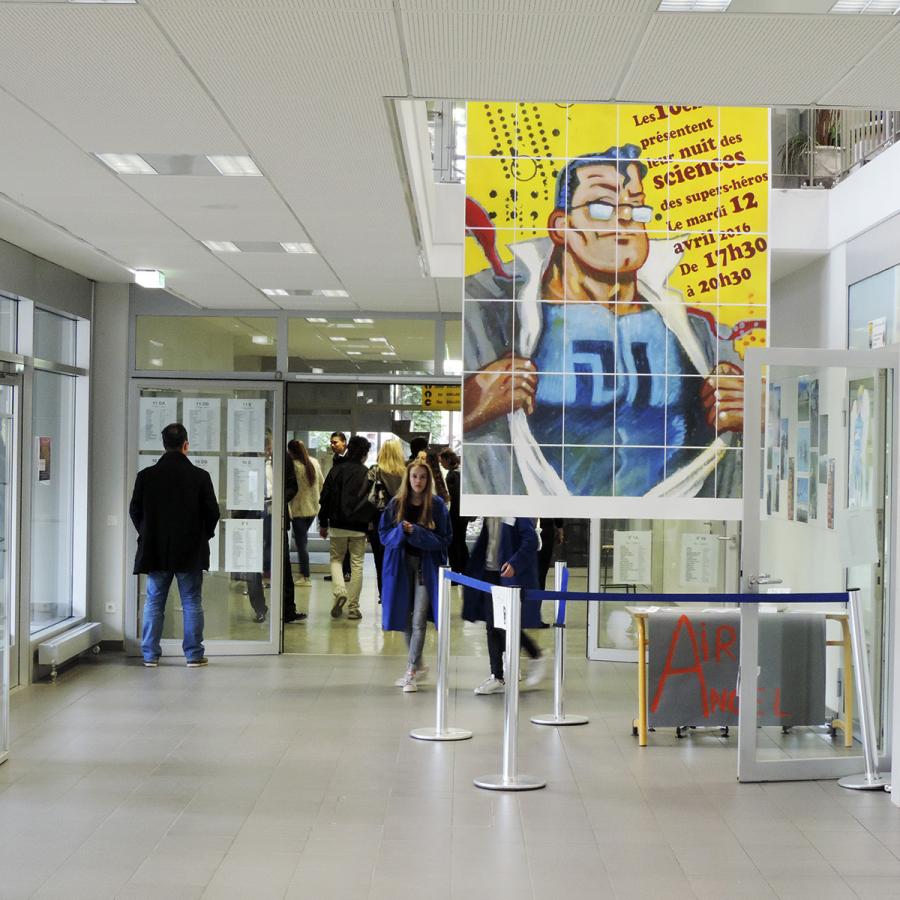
37, 622, 102, 681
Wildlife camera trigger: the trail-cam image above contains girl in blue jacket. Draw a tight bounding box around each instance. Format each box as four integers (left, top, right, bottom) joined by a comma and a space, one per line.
379, 461, 452, 692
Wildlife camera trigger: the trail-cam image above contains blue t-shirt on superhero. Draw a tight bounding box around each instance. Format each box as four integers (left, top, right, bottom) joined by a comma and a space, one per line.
528, 302, 709, 496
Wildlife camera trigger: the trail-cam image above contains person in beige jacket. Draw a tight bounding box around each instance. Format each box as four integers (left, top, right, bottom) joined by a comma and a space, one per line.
287, 440, 324, 587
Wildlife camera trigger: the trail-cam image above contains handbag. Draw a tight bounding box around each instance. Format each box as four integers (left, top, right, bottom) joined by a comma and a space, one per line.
366, 466, 389, 513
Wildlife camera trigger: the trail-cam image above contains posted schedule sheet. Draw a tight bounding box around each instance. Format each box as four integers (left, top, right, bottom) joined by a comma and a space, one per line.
183, 398, 221, 452
225, 519, 263, 573
226, 457, 265, 511
138, 397, 177, 451
227, 399, 266, 453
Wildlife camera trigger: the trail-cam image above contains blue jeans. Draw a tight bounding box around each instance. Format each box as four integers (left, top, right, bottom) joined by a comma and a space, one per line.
142, 571, 205, 662
291, 516, 315, 577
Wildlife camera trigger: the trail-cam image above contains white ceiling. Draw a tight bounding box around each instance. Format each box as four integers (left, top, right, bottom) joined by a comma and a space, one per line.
0, 0, 897, 312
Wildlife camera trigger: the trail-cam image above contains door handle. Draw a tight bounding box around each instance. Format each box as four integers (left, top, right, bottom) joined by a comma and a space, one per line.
716, 535, 737, 546
749, 574, 783, 586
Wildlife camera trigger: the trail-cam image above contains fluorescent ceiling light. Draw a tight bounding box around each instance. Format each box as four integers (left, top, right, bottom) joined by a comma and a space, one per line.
149, 339, 164, 348
306, 317, 328, 323
318, 289, 349, 297
311, 367, 324, 374
369, 337, 389, 343
381, 351, 397, 357
134, 269, 165, 289
353, 318, 374, 324
280, 242, 316, 254
336, 323, 355, 329
70, 1, 136, 4
149, 357, 163, 367
347, 351, 362, 356
329, 336, 348, 342
96, 153, 157, 175
658, 0, 732, 9
830, 0, 900, 10
202, 240, 240, 253
206, 155, 261, 176
262, 288, 288, 297
251, 335, 273, 345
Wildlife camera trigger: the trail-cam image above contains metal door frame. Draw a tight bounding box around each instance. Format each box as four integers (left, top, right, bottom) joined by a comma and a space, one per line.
126, 378, 285, 657
0, 370, 22, 691
739, 346, 900, 781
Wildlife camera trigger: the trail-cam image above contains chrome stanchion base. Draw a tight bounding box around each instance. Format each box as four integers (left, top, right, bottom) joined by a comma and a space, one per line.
838, 773, 891, 791
410, 727, 472, 742
473, 773, 546, 791
530, 713, 589, 726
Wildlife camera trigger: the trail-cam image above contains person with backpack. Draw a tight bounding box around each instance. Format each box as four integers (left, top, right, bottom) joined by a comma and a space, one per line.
379, 460, 451, 692
318, 434, 372, 621
366, 438, 406, 601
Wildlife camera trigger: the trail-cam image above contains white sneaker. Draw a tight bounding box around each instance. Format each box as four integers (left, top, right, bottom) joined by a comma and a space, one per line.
524, 656, 548, 689
474, 676, 505, 695
401, 673, 418, 693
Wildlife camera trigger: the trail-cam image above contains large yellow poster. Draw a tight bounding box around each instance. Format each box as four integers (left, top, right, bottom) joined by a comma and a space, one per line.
462, 102, 768, 516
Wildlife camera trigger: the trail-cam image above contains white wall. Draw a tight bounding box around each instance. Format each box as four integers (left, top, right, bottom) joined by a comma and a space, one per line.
88, 284, 129, 641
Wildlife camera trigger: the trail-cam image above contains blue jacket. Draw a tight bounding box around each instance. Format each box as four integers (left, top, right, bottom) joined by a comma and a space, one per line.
462, 518, 542, 628
379, 497, 451, 632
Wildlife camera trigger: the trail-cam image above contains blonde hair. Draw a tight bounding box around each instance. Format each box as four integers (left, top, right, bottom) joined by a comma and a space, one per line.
393, 462, 436, 529
377, 438, 406, 476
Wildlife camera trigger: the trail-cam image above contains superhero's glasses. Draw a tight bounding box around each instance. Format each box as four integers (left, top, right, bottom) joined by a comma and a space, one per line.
570, 201, 653, 223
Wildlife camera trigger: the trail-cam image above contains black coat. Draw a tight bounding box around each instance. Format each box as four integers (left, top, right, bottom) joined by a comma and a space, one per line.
129, 451, 220, 574
318, 460, 370, 533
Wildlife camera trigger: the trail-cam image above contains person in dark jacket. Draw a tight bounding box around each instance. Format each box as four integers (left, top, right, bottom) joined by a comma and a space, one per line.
439, 448, 469, 573
130, 422, 220, 667
379, 461, 452, 692
462, 517, 546, 694
318, 434, 371, 620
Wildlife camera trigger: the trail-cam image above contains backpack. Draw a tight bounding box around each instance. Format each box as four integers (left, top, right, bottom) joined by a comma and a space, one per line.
365, 466, 389, 514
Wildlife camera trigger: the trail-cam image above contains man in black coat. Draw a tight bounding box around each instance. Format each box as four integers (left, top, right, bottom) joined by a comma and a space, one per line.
130, 422, 220, 667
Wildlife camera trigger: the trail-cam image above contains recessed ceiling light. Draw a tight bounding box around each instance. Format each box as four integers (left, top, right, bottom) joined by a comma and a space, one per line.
353, 318, 374, 324
658, 0, 732, 9
202, 240, 241, 253
134, 269, 165, 289
149, 339, 164, 348
830, 0, 900, 10
369, 337, 389, 343
149, 357, 163, 366
329, 336, 348, 342
251, 335, 273, 345
311, 367, 324, 374
347, 351, 362, 356
318, 289, 349, 297
381, 351, 397, 357
306, 317, 328, 323
70, 1, 136, 5
335, 323, 355, 329
206, 155, 262, 176
95, 153, 156, 175
280, 242, 316, 254
262, 288, 288, 297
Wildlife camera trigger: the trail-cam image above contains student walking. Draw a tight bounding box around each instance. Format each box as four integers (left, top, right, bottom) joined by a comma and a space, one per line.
318, 435, 371, 621
287, 439, 324, 587
366, 439, 406, 599
439, 448, 470, 573
379, 461, 451, 692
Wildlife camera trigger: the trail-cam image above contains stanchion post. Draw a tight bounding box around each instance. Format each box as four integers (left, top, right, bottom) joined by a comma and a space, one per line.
839, 589, 890, 790
532, 561, 588, 727
474, 586, 545, 791
410, 568, 473, 742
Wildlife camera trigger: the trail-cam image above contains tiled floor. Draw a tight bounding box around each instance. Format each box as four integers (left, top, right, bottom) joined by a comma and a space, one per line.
5, 637, 900, 899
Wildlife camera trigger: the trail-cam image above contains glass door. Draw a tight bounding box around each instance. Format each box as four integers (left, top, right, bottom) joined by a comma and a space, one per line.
127, 380, 284, 656
587, 517, 741, 661
0, 375, 19, 762
739, 347, 897, 782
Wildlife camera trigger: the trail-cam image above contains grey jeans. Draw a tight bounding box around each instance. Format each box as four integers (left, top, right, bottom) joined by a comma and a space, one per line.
404, 552, 430, 670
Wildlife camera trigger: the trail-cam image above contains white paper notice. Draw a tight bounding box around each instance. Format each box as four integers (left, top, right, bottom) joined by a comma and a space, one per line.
836, 507, 880, 566
225, 518, 263, 572
227, 399, 266, 453
680, 533, 718, 589
138, 397, 177, 451
226, 457, 265, 511
183, 398, 221, 452
612, 531, 652, 585
207, 530, 220, 573
137, 454, 158, 472
191, 455, 220, 493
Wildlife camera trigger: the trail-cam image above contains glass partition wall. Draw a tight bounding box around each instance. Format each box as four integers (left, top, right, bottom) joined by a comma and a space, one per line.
740, 347, 898, 782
